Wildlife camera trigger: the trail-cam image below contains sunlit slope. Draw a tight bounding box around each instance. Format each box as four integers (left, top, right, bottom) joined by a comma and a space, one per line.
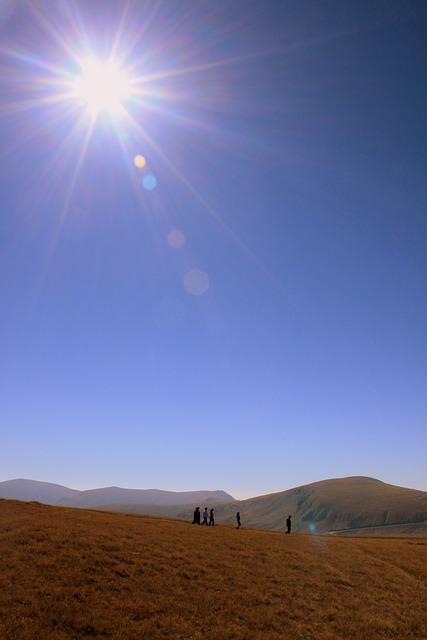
222, 476, 427, 534
0, 499, 426, 640
101, 476, 427, 535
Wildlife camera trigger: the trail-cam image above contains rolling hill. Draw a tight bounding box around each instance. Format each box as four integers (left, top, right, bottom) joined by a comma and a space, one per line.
219, 476, 427, 535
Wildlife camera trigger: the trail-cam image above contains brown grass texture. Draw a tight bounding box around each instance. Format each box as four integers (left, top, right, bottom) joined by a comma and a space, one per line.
1, 499, 426, 639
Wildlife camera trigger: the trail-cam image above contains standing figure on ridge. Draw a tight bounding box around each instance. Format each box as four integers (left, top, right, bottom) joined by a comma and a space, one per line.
201, 507, 209, 525
192, 506, 200, 525
236, 511, 241, 529
285, 515, 292, 534
209, 508, 215, 526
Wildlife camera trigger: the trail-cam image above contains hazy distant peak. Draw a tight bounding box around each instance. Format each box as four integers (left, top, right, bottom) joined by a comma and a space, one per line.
0, 479, 235, 508
0, 479, 79, 505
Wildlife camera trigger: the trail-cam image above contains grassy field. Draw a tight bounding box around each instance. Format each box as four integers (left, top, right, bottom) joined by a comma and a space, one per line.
1, 499, 426, 639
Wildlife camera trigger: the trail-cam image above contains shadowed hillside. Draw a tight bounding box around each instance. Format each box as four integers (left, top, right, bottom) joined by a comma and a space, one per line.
0, 499, 426, 639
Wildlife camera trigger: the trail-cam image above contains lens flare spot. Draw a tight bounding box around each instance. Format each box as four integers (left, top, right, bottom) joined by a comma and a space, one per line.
184, 269, 209, 296
308, 523, 317, 534
167, 229, 185, 249
134, 155, 146, 169
143, 174, 157, 190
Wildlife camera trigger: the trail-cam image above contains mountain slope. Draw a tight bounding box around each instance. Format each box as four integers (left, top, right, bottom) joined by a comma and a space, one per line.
216, 476, 427, 534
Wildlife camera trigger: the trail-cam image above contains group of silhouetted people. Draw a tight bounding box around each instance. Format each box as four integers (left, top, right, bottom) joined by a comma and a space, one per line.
192, 508, 292, 534
192, 506, 215, 526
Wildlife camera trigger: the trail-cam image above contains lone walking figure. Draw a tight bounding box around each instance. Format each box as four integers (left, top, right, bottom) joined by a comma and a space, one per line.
285, 515, 292, 534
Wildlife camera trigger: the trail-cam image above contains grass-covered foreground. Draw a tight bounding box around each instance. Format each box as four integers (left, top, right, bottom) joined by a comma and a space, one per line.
0, 499, 426, 639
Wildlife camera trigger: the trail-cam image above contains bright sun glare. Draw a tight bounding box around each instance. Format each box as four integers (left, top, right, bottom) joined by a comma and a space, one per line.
73, 59, 132, 116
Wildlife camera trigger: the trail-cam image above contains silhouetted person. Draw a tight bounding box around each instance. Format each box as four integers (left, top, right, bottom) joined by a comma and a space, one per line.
192, 507, 200, 525
236, 511, 241, 529
209, 508, 215, 527
201, 507, 209, 525
285, 515, 291, 534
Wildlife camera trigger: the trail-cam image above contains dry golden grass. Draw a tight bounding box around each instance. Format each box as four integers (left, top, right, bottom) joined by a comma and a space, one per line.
0, 499, 426, 639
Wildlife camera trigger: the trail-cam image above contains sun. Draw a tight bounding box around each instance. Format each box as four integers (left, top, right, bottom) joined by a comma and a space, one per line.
72, 58, 132, 117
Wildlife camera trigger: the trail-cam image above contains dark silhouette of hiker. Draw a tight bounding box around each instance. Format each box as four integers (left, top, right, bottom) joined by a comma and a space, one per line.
236, 512, 241, 529
285, 515, 291, 534
209, 508, 215, 526
192, 507, 200, 525
201, 507, 209, 525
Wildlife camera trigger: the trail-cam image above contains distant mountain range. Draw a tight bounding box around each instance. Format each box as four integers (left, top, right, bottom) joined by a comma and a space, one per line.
0, 479, 233, 508
1, 476, 426, 536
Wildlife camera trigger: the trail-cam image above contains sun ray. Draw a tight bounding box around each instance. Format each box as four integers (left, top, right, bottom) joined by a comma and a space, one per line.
31, 110, 98, 307
58, 111, 98, 224
130, 47, 281, 87
109, 0, 133, 64
106, 4, 163, 68
36, 109, 97, 200
25, 1, 87, 71
0, 45, 70, 79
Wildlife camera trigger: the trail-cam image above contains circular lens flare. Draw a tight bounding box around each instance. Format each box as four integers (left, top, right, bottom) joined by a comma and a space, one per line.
184, 269, 209, 296
134, 154, 146, 169
167, 229, 185, 248
143, 174, 157, 190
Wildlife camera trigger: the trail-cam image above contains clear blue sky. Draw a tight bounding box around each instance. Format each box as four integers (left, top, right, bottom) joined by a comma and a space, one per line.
1, 0, 426, 499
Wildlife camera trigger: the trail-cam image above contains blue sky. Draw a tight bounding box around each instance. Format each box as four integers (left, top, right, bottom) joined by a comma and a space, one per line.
1, 0, 426, 499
